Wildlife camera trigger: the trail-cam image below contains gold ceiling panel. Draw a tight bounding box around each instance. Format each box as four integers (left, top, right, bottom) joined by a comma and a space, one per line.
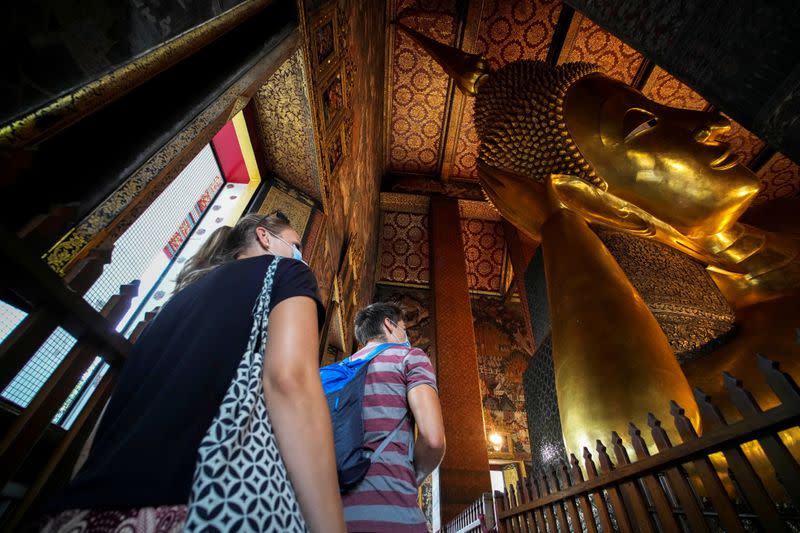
478, 0, 561, 68
253, 49, 322, 201
755, 153, 800, 205
450, 0, 562, 180
642, 65, 708, 110
559, 13, 644, 85
388, 0, 458, 174
451, 96, 481, 180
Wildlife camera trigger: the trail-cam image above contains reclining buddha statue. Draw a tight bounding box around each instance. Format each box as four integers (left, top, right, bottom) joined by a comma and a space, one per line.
397, 23, 800, 457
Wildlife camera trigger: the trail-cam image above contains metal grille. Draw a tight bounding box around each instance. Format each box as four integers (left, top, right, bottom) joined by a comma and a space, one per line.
122, 181, 255, 335
1, 144, 223, 420
0, 300, 26, 344
2, 327, 78, 408
83, 145, 222, 318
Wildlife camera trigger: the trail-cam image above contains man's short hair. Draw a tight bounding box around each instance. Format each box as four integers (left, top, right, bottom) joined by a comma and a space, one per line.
354, 302, 404, 345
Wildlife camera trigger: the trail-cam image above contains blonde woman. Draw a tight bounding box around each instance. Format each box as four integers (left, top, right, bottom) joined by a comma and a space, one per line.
39, 213, 344, 533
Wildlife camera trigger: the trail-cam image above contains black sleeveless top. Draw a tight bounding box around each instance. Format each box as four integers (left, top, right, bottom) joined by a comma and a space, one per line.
53, 255, 324, 510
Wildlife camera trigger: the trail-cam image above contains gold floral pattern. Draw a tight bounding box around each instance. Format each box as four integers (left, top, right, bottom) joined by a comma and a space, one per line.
559, 14, 644, 85
755, 152, 800, 205
254, 50, 322, 201
642, 66, 708, 110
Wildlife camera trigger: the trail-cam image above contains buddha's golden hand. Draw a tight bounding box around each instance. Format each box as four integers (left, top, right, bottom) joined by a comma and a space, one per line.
547, 174, 655, 236
477, 161, 551, 240
477, 161, 654, 240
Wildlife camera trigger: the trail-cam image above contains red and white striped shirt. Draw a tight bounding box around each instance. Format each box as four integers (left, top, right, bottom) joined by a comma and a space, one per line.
341, 344, 437, 532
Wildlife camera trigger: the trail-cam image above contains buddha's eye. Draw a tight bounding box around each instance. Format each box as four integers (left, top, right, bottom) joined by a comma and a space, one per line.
623, 108, 658, 142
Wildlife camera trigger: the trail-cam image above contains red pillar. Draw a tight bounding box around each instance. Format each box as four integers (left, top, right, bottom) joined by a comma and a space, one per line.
430, 197, 491, 523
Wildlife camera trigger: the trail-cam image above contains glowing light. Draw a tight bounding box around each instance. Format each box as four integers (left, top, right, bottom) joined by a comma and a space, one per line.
488, 432, 504, 450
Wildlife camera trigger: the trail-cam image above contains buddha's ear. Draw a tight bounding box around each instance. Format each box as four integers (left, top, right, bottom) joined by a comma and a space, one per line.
548, 174, 656, 236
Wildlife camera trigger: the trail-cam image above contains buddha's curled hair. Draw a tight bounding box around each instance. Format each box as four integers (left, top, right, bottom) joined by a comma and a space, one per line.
474, 60, 603, 187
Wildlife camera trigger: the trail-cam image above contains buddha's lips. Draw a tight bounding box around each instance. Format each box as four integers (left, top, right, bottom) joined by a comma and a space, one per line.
710, 148, 740, 170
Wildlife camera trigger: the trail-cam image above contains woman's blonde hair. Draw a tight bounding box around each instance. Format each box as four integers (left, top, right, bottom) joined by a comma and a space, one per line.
174, 212, 291, 293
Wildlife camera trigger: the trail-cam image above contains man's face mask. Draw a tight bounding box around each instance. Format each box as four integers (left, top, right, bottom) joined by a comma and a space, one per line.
388, 320, 411, 347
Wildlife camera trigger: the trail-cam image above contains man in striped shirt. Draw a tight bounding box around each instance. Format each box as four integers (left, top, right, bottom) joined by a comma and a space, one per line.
342, 302, 446, 532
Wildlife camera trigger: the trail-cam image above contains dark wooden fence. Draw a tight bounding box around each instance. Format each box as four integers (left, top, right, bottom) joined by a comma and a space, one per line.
449, 355, 800, 533
0, 217, 159, 529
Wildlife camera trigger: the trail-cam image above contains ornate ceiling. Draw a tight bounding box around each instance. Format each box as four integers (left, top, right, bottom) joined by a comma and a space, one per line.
384, 0, 800, 206
253, 49, 323, 201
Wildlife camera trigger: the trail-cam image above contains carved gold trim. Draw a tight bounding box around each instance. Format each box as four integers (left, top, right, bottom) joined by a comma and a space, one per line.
295, 0, 330, 210
1, 0, 274, 147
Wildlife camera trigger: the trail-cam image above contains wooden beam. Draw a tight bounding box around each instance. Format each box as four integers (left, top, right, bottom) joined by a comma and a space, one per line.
748, 145, 777, 173
383, 173, 486, 200
440, 0, 485, 180
547, 5, 576, 66
0, 227, 131, 365
631, 58, 655, 91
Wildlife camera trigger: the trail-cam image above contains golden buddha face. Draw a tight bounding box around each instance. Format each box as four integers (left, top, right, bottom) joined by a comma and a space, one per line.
564, 74, 760, 237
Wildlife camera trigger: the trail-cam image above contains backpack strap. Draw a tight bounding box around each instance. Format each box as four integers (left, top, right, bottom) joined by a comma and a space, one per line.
345, 342, 402, 366
370, 418, 406, 463
368, 345, 416, 464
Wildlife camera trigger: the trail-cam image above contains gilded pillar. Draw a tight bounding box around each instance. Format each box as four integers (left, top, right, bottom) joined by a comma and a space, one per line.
430, 196, 491, 522
541, 208, 700, 456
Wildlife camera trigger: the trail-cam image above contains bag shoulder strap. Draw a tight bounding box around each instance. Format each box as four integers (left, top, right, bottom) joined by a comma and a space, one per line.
369, 345, 415, 464
345, 342, 400, 366
371, 420, 404, 462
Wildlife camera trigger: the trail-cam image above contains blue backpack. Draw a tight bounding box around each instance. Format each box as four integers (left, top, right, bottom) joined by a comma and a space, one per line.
320, 343, 406, 492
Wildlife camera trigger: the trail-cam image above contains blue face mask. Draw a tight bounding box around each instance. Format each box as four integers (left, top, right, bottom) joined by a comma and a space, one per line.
290, 244, 305, 263
270, 232, 305, 264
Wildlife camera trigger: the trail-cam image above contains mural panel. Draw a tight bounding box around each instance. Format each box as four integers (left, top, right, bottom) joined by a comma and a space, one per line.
471, 295, 533, 461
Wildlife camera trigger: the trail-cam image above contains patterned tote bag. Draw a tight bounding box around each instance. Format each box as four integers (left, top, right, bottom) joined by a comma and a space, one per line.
185, 257, 308, 532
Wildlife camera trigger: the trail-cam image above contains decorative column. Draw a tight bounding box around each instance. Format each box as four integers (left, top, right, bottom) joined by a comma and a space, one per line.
429, 196, 491, 522
502, 220, 538, 342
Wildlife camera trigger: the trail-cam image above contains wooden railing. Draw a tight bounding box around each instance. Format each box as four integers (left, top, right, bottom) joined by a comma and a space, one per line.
445, 491, 498, 533
480, 355, 800, 532
0, 221, 159, 529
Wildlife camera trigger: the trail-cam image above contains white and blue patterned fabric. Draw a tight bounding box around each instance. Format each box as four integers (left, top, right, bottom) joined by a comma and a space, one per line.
185, 256, 307, 532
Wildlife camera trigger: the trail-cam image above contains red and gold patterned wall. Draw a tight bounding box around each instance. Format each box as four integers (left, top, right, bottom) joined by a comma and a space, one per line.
461, 219, 506, 293
379, 211, 430, 286
378, 205, 510, 296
